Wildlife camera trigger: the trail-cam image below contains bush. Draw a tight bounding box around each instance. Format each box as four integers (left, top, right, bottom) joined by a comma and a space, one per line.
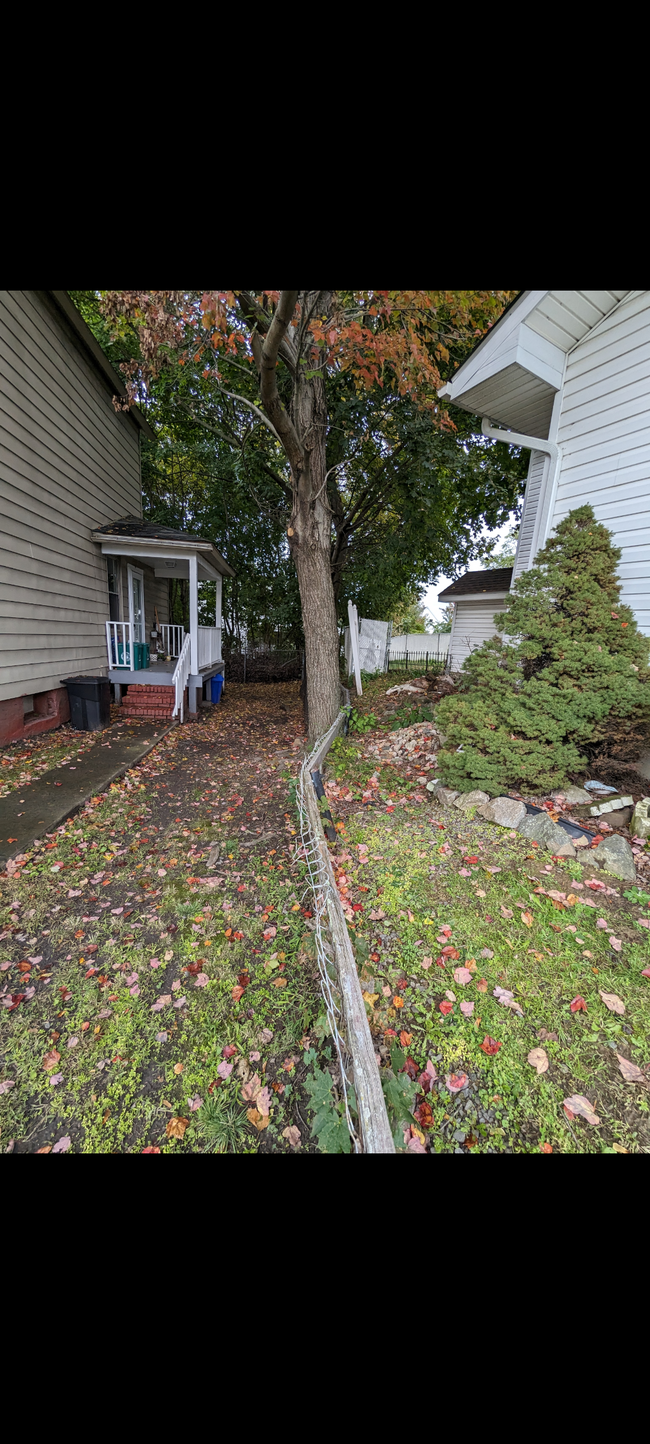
436, 506, 650, 794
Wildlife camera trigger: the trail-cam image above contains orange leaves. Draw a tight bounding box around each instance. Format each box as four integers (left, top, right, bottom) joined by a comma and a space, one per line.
439, 1000, 453, 1016
570, 996, 587, 1013
166, 1116, 189, 1140
520, 911, 534, 928
480, 1036, 502, 1056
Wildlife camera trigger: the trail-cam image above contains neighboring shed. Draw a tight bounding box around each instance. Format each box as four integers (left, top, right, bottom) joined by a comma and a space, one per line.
438, 568, 512, 670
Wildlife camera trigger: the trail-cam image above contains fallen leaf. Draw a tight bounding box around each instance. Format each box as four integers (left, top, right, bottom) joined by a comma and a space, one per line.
596, 918, 608, 929
0, 1079, 15, 1094
247, 1107, 269, 1130
500, 906, 513, 919
166, 1116, 189, 1139
480, 1035, 502, 1055
42, 1049, 61, 1072
521, 911, 533, 927
570, 995, 588, 1013
256, 1086, 271, 1117
609, 936, 622, 952
563, 1094, 600, 1126
231, 985, 245, 1002
439, 1000, 453, 1015
173, 1062, 184, 1075
460, 999, 474, 1017
150, 994, 172, 1013
414, 1099, 434, 1129
537, 1028, 558, 1042
399, 1031, 412, 1046
67, 1036, 79, 1049
260, 1028, 273, 1043
453, 966, 473, 986
540, 1142, 553, 1153
242, 1072, 261, 1103
49, 1072, 63, 1087
188, 1095, 203, 1111
600, 990, 625, 1015
282, 1125, 301, 1147
617, 1054, 644, 1083
481, 948, 494, 959
493, 985, 523, 1016
476, 978, 488, 993
216, 1060, 233, 1080
445, 990, 456, 1002
527, 1047, 549, 1074
195, 972, 209, 988
141, 1146, 161, 1153
52, 1135, 71, 1154
222, 1043, 237, 1059
445, 1072, 469, 1093
36, 1146, 52, 1154
612, 1142, 628, 1153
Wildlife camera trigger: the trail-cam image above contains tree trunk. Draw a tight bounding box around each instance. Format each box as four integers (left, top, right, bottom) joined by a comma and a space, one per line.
289, 368, 341, 741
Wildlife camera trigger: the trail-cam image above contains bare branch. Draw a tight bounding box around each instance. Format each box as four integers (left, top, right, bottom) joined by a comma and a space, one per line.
236, 291, 298, 376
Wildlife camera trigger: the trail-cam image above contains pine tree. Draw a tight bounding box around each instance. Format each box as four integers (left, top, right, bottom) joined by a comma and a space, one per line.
436, 506, 650, 794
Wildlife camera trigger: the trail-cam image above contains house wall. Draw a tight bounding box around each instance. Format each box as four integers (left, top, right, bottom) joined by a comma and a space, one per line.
448, 599, 509, 670
0, 290, 142, 707
550, 291, 650, 637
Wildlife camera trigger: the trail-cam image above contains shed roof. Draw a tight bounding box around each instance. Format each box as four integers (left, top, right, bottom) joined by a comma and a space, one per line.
439, 567, 512, 599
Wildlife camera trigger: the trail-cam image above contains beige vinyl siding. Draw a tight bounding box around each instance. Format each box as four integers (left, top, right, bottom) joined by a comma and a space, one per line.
448, 599, 508, 669
512, 450, 548, 580
552, 292, 650, 636
0, 291, 142, 701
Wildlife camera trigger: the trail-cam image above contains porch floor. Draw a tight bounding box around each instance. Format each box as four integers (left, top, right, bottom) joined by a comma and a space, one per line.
107, 659, 224, 686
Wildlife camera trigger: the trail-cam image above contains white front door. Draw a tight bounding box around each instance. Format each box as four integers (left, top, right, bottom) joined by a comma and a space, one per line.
129, 566, 145, 643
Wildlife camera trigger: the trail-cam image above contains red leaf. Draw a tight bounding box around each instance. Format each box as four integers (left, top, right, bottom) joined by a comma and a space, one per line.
402, 1056, 418, 1081
439, 1000, 453, 1015
441, 945, 460, 958
414, 1100, 433, 1129
480, 1035, 502, 1055
231, 985, 244, 1002
570, 995, 587, 1013
222, 1043, 237, 1059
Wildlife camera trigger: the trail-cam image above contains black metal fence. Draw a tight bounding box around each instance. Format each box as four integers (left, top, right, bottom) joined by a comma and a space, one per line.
387, 651, 447, 674
224, 647, 303, 683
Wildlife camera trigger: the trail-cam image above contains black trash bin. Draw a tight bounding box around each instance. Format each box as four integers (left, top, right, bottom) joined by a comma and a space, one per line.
61, 676, 111, 732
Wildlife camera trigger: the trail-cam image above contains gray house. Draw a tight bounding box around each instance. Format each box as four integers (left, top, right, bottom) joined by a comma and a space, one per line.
0, 290, 232, 747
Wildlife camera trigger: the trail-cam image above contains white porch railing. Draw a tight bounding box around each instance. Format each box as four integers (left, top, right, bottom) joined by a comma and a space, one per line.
173, 633, 191, 722
198, 625, 222, 670
160, 624, 185, 658
106, 620, 134, 671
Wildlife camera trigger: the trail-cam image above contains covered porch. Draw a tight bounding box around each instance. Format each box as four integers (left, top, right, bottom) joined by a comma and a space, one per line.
92, 518, 234, 719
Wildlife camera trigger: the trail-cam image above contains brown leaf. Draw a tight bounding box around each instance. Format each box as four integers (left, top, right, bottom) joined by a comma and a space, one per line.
599, 990, 625, 1015
537, 1028, 558, 1042
247, 1107, 269, 1130
476, 978, 488, 993
617, 1054, 644, 1083
166, 1116, 189, 1140
527, 1047, 549, 1075
521, 911, 533, 927
42, 1050, 61, 1072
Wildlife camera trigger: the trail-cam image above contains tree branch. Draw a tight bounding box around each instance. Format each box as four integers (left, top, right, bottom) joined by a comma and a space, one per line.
236, 291, 298, 376
259, 291, 303, 471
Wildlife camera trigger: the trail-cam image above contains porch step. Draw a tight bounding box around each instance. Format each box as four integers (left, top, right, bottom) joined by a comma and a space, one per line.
120, 681, 183, 720
121, 705, 175, 719
125, 685, 175, 697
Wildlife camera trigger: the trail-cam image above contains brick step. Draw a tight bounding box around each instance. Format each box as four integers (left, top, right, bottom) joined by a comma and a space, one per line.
122, 706, 174, 719
126, 686, 175, 697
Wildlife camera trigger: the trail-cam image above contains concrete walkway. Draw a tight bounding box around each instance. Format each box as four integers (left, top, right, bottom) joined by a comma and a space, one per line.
0, 719, 175, 865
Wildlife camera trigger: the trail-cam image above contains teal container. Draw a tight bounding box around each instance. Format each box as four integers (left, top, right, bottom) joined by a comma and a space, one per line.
133, 642, 150, 670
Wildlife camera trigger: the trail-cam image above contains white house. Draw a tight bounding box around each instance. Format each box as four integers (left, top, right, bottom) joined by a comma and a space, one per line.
0, 291, 233, 744
437, 290, 650, 667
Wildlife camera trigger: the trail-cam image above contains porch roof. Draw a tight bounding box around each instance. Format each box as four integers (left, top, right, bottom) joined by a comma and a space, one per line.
92, 516, 235, 579
439, 567, 513, 601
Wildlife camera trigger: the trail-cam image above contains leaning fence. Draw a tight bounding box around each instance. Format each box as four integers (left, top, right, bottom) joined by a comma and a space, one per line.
295, 702, 394, 1153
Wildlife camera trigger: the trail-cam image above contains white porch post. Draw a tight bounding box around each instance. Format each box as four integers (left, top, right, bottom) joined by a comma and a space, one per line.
215, 573, 222, 656
189, 553, 198, 675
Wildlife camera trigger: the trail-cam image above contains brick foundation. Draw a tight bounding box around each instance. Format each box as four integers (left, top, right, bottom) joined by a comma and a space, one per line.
0, 687, 70, 746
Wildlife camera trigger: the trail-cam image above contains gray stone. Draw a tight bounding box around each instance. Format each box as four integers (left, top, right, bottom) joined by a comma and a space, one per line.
433, 785, 459, 806
590, 833, 636, 881
477, 797, 527, 829
454, 789, 490, 813
631, 797, 650, 839
554, 839, 577, 858
564, 786, 592, 804
518, 811, 569, 853
604, 806, 633, 829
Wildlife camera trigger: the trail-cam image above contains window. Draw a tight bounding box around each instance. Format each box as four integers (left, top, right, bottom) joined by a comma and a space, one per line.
107, 558, 121, 621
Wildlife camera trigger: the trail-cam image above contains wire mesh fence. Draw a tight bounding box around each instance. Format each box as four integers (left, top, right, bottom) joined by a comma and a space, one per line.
224, 647, 303, 683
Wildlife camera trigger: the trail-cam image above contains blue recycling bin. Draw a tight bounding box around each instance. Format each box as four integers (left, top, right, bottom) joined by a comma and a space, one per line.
210, 673, 224, 704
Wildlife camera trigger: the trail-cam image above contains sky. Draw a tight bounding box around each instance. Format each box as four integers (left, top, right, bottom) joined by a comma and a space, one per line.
422, 515, 517, 624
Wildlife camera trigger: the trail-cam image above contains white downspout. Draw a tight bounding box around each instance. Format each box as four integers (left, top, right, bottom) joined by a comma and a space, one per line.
481, 417, 563, 566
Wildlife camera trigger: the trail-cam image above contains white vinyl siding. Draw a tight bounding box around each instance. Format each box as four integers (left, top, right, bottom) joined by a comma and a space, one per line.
551, 291, 650, 635
0, 291, 142, 700
512, 450, 548, 580
449, 599, 509, 670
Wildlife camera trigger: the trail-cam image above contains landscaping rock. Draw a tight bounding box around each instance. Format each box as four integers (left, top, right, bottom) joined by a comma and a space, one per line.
454, 789, 490, 813
477, 797, 526, 829
631, 797, 650, 839
590, 833, 636, 881
433, 785, 459, 806
603, 806, 633, 829
564, 786, 592, 804
553, 839, 576, 858
518, 811, 568, 852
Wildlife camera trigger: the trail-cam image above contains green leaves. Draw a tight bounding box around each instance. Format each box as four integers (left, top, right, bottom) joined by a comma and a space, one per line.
304, 1067, 351, 1153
